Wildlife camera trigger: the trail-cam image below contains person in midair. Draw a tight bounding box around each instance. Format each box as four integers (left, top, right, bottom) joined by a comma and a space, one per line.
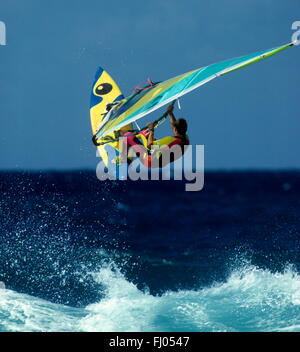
117, 104, 189, 168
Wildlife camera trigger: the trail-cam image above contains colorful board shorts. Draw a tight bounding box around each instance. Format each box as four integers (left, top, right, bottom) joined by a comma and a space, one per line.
121, 130, 189, 168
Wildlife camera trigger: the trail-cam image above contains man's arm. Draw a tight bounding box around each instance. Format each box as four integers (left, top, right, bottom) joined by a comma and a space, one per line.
146, 123, 155, 149
146, 104, 176, 148
167, 105, 177, 135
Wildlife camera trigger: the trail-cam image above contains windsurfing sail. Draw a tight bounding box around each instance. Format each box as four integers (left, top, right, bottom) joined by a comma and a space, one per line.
94, 42, 294, 141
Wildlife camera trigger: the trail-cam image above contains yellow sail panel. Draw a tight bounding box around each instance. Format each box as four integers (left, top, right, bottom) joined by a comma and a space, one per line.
90, 68, 124, 134
90, 67, 132, 167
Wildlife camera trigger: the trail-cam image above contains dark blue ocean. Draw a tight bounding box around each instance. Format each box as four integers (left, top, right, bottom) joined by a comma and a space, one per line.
0, 171, 300, 332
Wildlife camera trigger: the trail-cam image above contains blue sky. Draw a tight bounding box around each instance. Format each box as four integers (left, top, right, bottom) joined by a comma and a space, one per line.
0, 0, 299, 170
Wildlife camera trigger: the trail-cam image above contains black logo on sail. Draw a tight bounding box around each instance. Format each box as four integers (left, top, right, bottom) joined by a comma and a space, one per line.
95, 83, 113, 96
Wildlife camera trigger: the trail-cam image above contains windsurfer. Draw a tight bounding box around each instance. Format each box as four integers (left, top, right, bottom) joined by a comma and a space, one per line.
116, 104, 189, 168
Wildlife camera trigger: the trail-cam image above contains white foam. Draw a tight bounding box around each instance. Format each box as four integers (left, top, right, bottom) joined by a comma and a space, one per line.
0, 289, 85, 332
1, 263, 300, 332
78, 263, 300, 332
